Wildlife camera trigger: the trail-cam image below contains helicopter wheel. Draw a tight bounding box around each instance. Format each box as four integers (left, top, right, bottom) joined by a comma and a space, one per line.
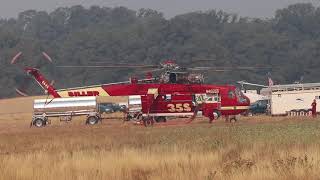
230, 118, 237, 123
229, 115, 238, 123
209, 110, 220, 123
143, 117, 154, 127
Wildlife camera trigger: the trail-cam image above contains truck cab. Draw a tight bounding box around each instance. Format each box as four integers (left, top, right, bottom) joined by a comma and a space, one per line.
248, 99, 268, 115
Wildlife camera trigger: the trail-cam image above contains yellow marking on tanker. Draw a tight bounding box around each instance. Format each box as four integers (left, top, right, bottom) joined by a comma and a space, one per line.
57, 87, 109, 97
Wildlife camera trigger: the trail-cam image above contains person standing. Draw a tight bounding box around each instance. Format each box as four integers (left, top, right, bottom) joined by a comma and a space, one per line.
311, 99, 317, 118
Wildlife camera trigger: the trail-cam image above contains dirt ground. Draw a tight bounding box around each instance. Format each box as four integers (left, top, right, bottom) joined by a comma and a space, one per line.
0, 96, 315, 131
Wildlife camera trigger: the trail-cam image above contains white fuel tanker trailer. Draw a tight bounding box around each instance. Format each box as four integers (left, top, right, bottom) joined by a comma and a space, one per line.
32, 97, 101, 127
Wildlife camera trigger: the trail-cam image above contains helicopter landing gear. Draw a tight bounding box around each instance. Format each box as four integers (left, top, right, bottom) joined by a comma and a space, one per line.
225, 115, 238, 123
209, 110, 221, 123
143, 117, 155, 127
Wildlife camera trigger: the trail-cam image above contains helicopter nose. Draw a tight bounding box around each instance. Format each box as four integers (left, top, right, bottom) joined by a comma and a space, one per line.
239, 94, 250, 105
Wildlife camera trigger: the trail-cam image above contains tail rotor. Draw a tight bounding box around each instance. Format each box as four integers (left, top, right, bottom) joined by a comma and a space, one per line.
10, 51, 57, 97
10, 52, 23, 65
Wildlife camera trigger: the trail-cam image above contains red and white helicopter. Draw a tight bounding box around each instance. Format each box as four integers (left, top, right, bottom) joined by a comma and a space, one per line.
11, 52, 266, 124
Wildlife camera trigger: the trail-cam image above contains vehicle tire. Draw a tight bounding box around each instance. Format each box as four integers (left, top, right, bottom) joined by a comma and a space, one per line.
125, 113, 132, 121
247, 112, 253, 116
226, 115, 237, 123
230, 117, 237, 123
209, 110, 220, 123
155, 116, 166, 123
86, 116, 99, 125
213, 110, 221, 119
33, 118, 45, 128
143, 117, 154, 127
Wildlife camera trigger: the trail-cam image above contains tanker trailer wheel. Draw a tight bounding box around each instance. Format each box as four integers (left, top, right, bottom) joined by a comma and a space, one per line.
33, 118, 46, 128
86, 116, 99, 125
143, 117, 154, 127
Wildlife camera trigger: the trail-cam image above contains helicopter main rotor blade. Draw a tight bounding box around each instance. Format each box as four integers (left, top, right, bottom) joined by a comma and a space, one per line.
188, 68, 231, 72
15, 88, 29, 97
188, 59, 217, 63
11, 52, 23, 64
188, 66, 270, 71
140, 68, 164, 73
42, 52, 53, 63
57, 65, 158, 68
89, 61, 157, 65
237, 81, 268, 88
87, 61, 161, 67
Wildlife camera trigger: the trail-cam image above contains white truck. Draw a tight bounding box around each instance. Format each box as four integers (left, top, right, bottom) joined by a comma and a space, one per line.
32, 97, 101, 127
269, 83, 320, 116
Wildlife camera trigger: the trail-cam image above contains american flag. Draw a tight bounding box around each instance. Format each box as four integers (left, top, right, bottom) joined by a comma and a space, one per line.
268, 77, 274, 86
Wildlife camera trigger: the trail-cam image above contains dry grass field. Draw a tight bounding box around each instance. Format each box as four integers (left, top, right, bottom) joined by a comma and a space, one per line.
1, 97, 320, 180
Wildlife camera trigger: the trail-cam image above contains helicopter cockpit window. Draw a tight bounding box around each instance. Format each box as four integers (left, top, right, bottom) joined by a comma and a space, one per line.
228, 90, 235, 99
235, 88, 247, 103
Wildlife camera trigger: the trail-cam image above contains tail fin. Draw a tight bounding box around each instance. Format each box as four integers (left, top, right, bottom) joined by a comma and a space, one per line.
24, 68, 61, 98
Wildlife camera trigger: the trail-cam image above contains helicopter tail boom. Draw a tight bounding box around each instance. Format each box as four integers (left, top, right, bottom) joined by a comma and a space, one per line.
24, 68, 61, 98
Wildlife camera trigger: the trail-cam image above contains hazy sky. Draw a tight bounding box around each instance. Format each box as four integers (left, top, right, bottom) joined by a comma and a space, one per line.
1, 0, 320, 19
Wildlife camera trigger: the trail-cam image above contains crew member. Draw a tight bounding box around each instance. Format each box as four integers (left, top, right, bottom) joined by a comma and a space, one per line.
311, 99, 317, 118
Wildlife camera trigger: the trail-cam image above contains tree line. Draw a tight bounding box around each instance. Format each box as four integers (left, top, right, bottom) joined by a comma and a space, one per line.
0, 3, 320, 98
